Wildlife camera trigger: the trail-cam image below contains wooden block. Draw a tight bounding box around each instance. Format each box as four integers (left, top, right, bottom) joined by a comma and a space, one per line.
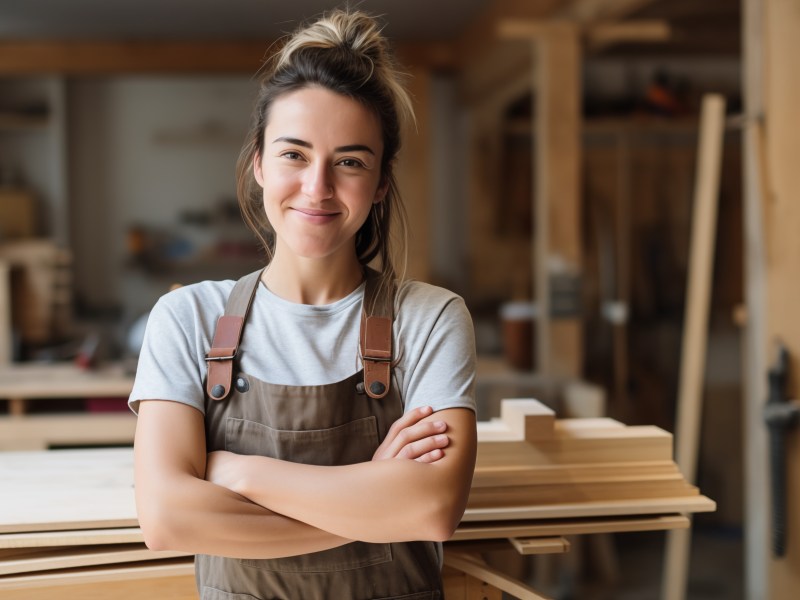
508, 536, 570, 555
477, 399, 555, 442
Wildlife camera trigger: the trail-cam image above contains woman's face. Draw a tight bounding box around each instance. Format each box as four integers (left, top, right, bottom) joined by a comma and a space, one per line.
254, 86, 387, 263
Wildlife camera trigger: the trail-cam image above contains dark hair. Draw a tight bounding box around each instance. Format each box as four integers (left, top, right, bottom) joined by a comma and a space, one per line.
236, 10, 414, 287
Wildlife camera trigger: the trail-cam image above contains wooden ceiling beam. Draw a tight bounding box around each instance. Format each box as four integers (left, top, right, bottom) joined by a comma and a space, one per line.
0, 40, 455, 75
554, 0, 659, 23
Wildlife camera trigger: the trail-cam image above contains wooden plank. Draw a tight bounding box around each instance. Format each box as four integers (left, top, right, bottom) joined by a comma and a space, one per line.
0, 449, 137, 534
450, 514, 690, 541
467, 478, 698, 509
0, 528, 143, 550
662, 94, 727, 600
461, 495, 716, 522
472, 460, 681, 488
444, 551, 551, 600
508, 536, 570, 555
0, 544, 188, 576
0, 574, 198, 600
0, 558, 194, 590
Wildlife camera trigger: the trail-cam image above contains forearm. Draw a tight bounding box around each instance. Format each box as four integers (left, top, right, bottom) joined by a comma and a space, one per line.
235, 457, 470, 543
136, 465, 350, 558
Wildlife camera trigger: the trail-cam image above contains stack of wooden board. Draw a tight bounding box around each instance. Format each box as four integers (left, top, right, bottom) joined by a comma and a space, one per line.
466, 399, 715, 522
0, 400, 714, 598
0, 448, 195, 599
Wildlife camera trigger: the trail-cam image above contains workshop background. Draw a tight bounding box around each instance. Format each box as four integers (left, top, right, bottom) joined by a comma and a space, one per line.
0, 1, 797, 599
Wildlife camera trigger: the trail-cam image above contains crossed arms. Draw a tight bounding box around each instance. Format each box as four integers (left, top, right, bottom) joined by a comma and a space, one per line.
134, 400, 476, 559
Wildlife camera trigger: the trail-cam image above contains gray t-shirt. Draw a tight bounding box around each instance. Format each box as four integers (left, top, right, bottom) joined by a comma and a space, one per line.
129, 278, 476, 416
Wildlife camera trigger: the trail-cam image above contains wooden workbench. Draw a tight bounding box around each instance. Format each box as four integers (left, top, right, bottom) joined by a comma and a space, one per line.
0, 362, 135, 450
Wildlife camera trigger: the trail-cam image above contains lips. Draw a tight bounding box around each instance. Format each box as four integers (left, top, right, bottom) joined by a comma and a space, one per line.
292, 207, 339, 217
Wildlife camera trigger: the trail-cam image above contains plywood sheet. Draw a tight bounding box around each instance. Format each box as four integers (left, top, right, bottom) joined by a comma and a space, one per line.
0, 449, 137, 534
0, 528, 143, 550
0, 543, 188, 575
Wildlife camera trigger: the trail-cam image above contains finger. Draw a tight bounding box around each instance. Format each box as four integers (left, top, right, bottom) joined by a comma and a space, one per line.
398, 433, 449, 460
387, 420, 447, 458
414, 448, 445, 464
387, 406, 433, 439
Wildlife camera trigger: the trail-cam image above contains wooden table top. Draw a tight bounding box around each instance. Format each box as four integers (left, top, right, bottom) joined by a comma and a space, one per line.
0, 362, 134, 400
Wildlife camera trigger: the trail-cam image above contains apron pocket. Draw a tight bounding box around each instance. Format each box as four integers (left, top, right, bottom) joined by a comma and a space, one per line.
201, 587, 260, 600
226, 415, 392, 573
225, 415, 379, 465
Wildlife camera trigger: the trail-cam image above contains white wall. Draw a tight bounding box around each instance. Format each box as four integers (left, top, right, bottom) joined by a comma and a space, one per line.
68, 76, 258, 319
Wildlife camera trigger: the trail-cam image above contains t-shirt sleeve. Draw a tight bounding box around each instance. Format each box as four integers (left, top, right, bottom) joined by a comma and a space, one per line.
127, 290, 208, 416
397, 288, 477, 415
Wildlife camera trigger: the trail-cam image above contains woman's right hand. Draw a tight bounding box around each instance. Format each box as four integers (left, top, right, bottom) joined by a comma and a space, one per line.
372, 406, 449, 463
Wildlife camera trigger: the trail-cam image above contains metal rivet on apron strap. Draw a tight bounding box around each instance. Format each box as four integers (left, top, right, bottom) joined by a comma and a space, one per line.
369, 381, 386, 396
355, 382, 366, 395
211, 384, 226, 399
235, 376, 250, 393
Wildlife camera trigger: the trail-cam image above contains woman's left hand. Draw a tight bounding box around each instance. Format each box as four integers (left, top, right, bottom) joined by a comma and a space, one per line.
372, 406, 450, 463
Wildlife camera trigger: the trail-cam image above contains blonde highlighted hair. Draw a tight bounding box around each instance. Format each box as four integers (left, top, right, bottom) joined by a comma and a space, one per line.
236, 9, 415, 289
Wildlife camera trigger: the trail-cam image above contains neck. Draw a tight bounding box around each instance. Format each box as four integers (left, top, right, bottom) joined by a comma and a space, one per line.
262, 247, 364, 305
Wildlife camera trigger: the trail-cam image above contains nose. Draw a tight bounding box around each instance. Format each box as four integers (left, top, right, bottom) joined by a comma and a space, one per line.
301, 162, 334, 200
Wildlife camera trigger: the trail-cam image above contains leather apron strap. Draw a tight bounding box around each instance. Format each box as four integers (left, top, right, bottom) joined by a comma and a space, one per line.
205, 269, 264, 401
360, 271, 395, 400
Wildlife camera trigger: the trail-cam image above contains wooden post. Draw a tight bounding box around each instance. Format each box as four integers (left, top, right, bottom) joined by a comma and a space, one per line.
742, 0, 770, 596
0, 260, 10, 365
662, 94, 726, 600
763, 0, 800, 596
532, 23, 583, 378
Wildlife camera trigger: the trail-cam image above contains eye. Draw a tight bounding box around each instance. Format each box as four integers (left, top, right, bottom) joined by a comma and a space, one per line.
280, 151, 303, 161
337, 157, 365, 168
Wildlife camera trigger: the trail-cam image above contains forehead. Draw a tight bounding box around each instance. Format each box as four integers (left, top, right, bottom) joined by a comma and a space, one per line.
266, 86, 383, 145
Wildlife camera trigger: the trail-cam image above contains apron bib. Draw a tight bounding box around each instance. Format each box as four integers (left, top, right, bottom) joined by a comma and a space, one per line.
195, 270, 443, 600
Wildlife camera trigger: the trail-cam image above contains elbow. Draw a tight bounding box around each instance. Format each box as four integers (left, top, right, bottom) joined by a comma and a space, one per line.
424, 498, 466, 543
137, 501, 183, 552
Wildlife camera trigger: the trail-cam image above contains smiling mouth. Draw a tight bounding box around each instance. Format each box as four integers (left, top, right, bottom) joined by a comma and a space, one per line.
292, 207, 340, 217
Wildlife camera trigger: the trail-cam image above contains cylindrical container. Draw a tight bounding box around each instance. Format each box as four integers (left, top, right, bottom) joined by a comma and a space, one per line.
500, 301, 537, 371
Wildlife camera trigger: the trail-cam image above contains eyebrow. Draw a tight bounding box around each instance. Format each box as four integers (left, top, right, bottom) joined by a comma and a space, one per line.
272, 137, 375, 156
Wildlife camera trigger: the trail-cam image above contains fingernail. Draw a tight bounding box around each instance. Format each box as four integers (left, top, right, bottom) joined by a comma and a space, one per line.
435, 421, 446, 428
435, 435, 448, 443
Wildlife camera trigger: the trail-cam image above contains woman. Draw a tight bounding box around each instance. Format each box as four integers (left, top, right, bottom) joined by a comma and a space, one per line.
131, 10, 477, 600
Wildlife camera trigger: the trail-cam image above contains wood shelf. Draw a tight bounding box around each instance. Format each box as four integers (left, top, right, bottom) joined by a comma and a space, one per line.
0, 112, 49, 131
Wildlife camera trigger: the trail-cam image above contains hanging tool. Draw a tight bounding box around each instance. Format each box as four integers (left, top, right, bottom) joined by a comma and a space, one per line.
763, 344, 800, 557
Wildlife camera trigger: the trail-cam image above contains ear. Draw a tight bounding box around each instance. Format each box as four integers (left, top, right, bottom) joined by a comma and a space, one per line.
373, 176, 389, 204
253, 152, 265, 188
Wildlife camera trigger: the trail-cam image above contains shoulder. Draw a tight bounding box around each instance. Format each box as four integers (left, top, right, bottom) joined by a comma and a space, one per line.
395, 280, 471, 325
149, 279, 237, 328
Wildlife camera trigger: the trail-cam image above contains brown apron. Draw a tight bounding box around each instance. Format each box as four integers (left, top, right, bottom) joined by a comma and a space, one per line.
195, 269, 443, 600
